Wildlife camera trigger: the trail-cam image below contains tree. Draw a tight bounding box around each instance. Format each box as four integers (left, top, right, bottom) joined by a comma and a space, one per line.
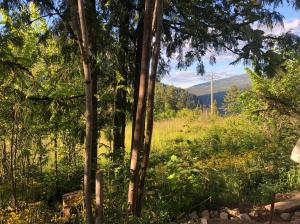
127, 0, 154, 216
240, 53, 300, 117
224, 85, 241, 115
112, 0, 131, 162
137, 0, 164, 216
76, 0, 95, 222
162, 0, 299, 76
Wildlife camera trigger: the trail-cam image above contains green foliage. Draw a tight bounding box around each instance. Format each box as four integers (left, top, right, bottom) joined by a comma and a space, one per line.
223, 85, 241, 115
140, 114, 300, 221
239, 53, 300, 118
154, 82, 199, 119
0, 0, 300, 223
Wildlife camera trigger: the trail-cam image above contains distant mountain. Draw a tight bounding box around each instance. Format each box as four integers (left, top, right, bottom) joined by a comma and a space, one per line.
187, 74, 251, 96
186, 74, 252, 108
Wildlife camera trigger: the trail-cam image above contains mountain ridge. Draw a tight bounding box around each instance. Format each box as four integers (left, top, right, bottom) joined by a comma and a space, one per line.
186, 74, 251, 96
186, 74, 252, 108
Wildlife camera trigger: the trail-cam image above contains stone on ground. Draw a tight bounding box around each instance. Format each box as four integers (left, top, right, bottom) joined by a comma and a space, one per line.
291, 220, 300, 224
201, 218, 208, 224
225, 207, 240, 217
189, 211, 199, 220
280, 212, 291, 221
220, 212, 229, 220
237, 213, 251, 222
265, 193, 300, 213
201, 210, 210, 219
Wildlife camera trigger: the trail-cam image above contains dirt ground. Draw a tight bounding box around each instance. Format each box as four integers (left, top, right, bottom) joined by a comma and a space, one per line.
207, 217, 289, 224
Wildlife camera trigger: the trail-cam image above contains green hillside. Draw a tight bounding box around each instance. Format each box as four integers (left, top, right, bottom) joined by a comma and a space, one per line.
187, 74, 252, 96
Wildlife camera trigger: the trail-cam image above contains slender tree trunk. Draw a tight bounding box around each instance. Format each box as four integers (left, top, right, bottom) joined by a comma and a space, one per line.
54, 136, 58, 194
87, 0, 99, 192
95, 170, 104, 224
39, 138, 43, 176
131, 1, 144, 156
127, 0, 154, 216
77, 0, 94, 222
2, 140, 7, 182
91, 67, 98, 191
136, 0, 163, 216
10, 120, 16, 209
113, 0, 130, 162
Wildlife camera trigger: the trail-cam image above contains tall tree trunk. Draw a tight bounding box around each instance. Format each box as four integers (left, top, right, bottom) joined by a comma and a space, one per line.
86, 0, 99, 192
39, 138, 43, 176
131, 2, 144, 156
127, 0, 154, 216
91, 67, 98, 191
113, 0, 130, 162
2, 140, 7, 183
77, 0, 94, 222
136, 0, 163, 216
54, 136, 58, 194
10, 120, 16, 209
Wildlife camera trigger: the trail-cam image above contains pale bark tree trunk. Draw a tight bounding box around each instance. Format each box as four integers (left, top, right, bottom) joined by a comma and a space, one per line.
95, 170, 104, 224
127, 0, 154, 216
77, 0, 94, 222
136, 0, 163, 216
131, 16, 143, 156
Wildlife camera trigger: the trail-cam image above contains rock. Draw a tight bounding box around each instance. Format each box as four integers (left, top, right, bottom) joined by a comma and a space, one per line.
294, 211, 300, 219
280, 212, 291, 221
210, 210, 219, 218
265, 193, 300, 213
249, 210, 259, 218
290, 220, 300, 224
189, 211, 198, 220
187, 220, 196, 224
178, 218, 187, 223
200, 210, 210, 219
238, 213, 252, 222
220, 212, 229, 220
230, 217, 240, 221
262, 211, 267, 216
225, 207, 240, 217
292, 212, 300, 222
200, 218, 208, 224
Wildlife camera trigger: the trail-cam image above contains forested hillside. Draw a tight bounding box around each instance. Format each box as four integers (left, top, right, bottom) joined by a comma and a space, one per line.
154, 82, 201, 118
0, 0, 300, 224
187, 74, 252, 109
187, 74, 251, 96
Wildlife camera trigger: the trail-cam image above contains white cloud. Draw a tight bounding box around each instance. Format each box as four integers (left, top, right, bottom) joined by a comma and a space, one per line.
161, 66, 244, 88
258, 18, 300, 35
161, 18, 300, 89
203, 53, 238, 63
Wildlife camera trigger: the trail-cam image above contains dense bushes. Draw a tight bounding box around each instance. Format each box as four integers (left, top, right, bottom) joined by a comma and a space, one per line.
138, 113, 300, 222
1, 111, 300, 223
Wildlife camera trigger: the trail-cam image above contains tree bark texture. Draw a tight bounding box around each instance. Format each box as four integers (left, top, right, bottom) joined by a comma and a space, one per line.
77, 0, 94, 222
95, 170, 104, 224
86, 0, 99, 193
127, 0, 154, 216
136, 0, 163, 216
130, 1, 144, 156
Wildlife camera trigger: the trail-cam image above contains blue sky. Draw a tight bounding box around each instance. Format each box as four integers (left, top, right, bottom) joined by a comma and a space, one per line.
161, 3, 300, 88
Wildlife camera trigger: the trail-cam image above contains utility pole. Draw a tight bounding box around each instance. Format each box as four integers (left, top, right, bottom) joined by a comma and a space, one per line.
210, 72, 214, 115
